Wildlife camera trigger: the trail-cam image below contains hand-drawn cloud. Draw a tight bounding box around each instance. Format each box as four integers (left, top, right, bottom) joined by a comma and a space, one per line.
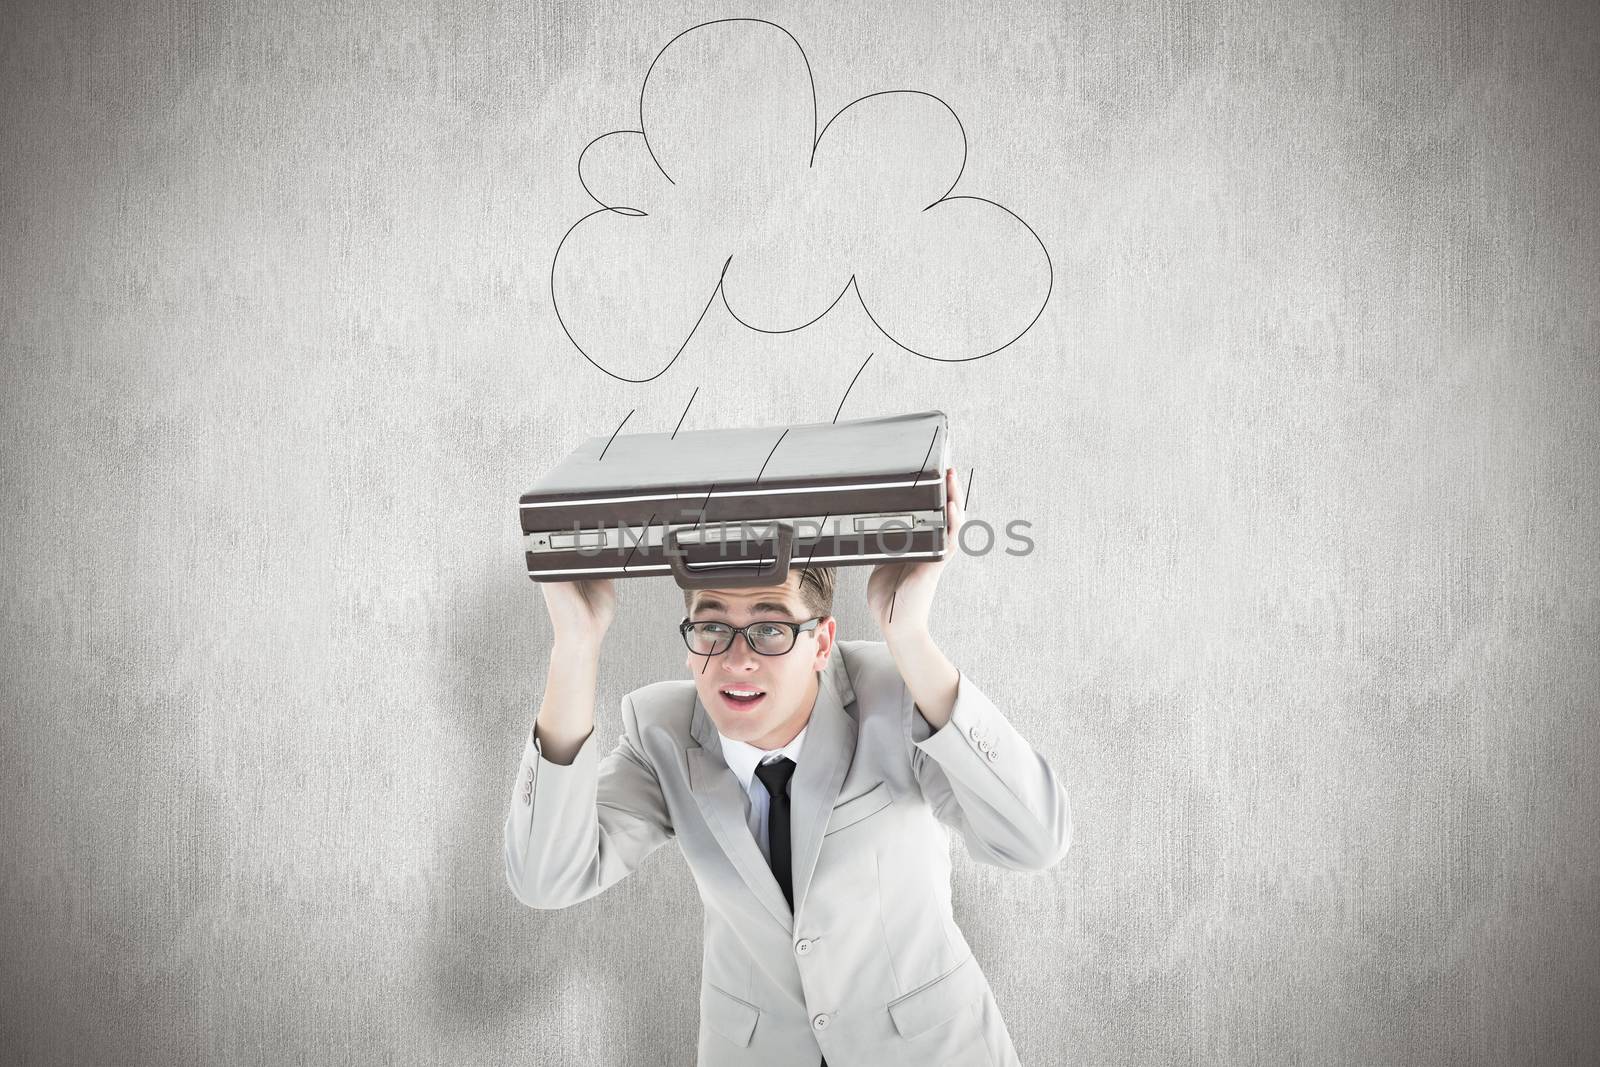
551, 18, 1053, 383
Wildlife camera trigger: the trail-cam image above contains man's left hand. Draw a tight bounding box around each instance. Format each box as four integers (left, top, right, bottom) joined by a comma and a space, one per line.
866, 465, 963, 640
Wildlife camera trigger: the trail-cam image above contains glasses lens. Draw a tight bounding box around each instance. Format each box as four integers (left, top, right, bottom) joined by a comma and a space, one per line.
748, 622, 795, 655
685, 622, 733, 655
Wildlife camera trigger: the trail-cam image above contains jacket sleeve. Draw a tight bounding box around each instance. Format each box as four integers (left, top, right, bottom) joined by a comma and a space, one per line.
909, 669, 1073, 871
504, 693, 676, 909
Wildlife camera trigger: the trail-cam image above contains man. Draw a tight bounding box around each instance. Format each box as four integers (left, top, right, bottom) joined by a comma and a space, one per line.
504, 467, 1071, 1066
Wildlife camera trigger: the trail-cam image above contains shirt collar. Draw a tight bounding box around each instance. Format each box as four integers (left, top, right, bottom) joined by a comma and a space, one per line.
718, 720, 809, 794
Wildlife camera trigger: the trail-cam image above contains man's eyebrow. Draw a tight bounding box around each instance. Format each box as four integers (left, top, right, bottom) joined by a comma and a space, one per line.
692, 598, 798, 617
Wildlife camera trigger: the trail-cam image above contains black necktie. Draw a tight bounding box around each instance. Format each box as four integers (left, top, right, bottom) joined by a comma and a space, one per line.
753, 757, 797, 909
753, 757, 826, 1067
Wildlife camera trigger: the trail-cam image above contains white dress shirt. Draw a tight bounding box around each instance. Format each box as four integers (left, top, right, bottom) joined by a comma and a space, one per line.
717, 721, 809, 867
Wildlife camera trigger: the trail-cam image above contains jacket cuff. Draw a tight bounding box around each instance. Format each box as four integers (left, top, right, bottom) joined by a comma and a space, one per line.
514, 722, 598, 810
911, 670, 1036, 813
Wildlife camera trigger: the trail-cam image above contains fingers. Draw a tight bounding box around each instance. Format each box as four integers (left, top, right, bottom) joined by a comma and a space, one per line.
943, 465, 963, 543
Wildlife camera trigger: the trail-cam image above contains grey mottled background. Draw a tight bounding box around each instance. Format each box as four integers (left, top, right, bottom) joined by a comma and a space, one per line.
3, 0, 1597, 1064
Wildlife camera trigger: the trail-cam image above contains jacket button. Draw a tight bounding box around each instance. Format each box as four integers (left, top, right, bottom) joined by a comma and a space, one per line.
986, 749, 999, 762
812, 1012, 830, 1030
795, 938, 813, 955
969, 726, 983, 741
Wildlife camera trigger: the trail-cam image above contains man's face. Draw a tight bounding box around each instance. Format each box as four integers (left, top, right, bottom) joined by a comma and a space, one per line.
684, 572, 837, 750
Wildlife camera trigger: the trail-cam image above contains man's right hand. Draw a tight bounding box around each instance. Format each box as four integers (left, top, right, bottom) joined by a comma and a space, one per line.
530, 578, 614, 764
539, 577, 616, 650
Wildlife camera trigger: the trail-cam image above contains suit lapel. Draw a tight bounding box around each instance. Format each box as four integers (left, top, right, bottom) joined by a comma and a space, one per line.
687, 743, 793, 927
686, 653, 859, 931
788, 655, 856, 924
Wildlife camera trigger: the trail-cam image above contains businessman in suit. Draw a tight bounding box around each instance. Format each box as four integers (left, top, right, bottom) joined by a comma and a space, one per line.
504, 467, 1072, 1065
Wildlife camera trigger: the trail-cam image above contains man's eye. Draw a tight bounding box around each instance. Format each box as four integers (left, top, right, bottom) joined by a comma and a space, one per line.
751, 624, 785, 639
699, 623, 732, 635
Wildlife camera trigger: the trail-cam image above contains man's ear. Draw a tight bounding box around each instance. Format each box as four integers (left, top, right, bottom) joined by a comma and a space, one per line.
811, 615, 836, 671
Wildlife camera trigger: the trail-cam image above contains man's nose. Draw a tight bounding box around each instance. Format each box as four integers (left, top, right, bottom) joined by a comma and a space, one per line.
721, 636, 760, 670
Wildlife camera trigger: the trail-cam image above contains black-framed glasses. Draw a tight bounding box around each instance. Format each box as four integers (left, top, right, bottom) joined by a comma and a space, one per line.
679, 616, 823, 657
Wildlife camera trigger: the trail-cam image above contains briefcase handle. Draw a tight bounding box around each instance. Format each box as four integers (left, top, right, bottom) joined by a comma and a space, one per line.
663, 521, 796, 589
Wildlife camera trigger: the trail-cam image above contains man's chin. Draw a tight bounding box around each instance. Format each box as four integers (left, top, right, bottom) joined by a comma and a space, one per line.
711, 709, 774, 741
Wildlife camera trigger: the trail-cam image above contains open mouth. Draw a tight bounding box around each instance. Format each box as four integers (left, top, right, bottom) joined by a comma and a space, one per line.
719, 685, 767, 710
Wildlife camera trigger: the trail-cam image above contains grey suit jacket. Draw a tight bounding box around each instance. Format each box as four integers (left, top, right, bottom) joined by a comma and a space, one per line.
504, 639, 1072, 1066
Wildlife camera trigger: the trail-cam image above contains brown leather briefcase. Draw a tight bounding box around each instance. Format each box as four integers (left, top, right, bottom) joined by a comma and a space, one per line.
519, 410, 950, 588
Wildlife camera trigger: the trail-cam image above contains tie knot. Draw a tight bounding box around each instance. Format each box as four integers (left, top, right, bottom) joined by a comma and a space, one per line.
753, 756, 796, 797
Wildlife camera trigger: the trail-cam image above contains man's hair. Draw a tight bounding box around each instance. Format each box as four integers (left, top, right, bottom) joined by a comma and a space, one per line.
682, 565, 836, 619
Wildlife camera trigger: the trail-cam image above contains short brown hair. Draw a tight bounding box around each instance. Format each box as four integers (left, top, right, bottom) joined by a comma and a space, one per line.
683, 565, 836, 619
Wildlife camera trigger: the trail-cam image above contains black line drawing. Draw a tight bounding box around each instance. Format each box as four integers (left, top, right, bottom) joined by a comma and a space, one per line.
802, 512, 831, 571
754, 428, 790, 482
671, 387, 698, 439
598, 409, 635, 460
909, 427, 940, 486
832, 353, 872, 423
621, 511, 656, 573
550, 18, 1053, 384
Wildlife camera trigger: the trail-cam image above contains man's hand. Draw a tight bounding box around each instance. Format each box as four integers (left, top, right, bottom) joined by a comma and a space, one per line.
532, 577, 614, 764
540, 577, 616, 650
866, 465, 963, 641
867, 466, 963, 729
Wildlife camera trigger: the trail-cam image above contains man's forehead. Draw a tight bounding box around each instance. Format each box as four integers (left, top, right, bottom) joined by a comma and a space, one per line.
689, 584, 802, 616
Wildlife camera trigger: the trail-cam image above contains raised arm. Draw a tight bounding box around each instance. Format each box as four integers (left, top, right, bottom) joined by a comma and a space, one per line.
866, 467, 1072, 871
503, 579, 675, 909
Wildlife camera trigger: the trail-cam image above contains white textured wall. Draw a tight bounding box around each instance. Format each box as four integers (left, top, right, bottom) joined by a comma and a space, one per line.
2, 0, 1597, 1063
